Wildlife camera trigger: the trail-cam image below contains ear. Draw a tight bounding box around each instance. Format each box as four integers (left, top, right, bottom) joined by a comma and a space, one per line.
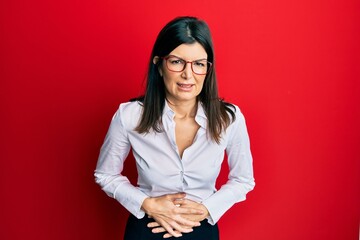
153, 56, 159, 64
153, 56, 163, 77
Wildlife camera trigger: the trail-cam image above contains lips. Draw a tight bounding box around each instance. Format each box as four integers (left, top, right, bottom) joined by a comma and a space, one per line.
177, 83, 194, 89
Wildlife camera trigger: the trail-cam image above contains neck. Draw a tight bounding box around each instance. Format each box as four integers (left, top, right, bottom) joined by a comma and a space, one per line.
166, 98, 197, 119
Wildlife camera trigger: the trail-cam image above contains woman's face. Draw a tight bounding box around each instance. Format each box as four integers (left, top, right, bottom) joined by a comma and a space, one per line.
158, 42, 208, 104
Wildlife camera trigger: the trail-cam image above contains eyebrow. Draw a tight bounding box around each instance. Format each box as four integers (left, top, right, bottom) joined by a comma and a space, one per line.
168, 55, 208, 61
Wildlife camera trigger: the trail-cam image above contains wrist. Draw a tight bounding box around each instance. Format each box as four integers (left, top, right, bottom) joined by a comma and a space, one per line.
200, 204, 210, 218
141, 197, 152, 214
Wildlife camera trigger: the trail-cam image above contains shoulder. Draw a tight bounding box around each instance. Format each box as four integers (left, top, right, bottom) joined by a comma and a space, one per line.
119, 101, 143, 114
222, 101, 244, 121
222, 102, 247, 133
114, 101, 143, 130
222, 103, 250, 145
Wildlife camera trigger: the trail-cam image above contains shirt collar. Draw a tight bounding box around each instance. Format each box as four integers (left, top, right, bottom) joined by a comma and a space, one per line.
163, 100, 176, 119
195, 102, 207, 129
163, 100, 207, 129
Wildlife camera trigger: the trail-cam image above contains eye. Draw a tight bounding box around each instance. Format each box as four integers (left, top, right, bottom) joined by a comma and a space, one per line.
169, 58, 184, 65
194, 61, 207, 68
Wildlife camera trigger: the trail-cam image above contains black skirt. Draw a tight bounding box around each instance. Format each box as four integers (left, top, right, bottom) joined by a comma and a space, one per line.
124, 214, 219, 240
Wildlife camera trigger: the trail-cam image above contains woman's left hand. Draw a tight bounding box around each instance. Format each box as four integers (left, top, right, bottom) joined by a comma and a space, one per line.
147, 198, 209, 238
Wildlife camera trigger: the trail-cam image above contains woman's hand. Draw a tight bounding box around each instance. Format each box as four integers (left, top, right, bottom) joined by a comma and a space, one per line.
141, 193, 204, 238
173, 198, 209, 222
146, 197, 210, 238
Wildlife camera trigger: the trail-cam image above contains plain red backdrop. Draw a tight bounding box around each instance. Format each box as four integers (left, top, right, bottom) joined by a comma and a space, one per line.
1, 0, 359, 239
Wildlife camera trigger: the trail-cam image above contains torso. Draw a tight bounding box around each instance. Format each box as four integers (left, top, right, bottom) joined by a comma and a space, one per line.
174, 117, 200, 158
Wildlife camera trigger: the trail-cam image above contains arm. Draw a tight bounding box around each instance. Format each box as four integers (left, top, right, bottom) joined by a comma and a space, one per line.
94, 107, 149, 218
147, 107, 254, 235
202, 107, 255, 224
95, 105, 203, 235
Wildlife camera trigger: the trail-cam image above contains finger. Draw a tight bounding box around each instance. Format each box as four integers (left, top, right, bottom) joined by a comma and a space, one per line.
158, 222, 193, 233
151, 227, 166, 233
174, 206, 204, 215
156, 218, 183, 238
177, 198, 198, 205
147, 222, 160, 228
165, 218, 195, 233
166, 192, 186, 200
163, 233, 173, 238
170, 214, 201, 227
173, 198, 185, 206
163, 231, 182, 239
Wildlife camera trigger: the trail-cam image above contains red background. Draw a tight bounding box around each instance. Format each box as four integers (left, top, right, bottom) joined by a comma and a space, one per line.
1, 0, 359, 239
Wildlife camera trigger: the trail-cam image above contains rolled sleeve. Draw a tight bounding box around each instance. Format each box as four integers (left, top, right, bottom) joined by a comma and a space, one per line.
94, 105, 149, 218
202, 107, 255, 224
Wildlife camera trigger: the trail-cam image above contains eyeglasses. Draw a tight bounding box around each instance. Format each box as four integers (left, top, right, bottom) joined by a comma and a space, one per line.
162, 55, 212, 75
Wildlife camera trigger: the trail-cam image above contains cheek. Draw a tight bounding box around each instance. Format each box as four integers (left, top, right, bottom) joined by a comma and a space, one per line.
163, 69, 179, 82
197, 78, 206, 90
163, 75, 177, 90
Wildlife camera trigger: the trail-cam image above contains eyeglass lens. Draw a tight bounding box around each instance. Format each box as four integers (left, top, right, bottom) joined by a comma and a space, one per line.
166, 56, 210, 75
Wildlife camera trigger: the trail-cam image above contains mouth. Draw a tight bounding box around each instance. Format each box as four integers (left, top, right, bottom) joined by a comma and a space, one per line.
177, 83, 194, 89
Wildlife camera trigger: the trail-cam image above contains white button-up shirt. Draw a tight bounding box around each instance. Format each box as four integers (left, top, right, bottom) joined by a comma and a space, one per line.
94, 101, 255, 224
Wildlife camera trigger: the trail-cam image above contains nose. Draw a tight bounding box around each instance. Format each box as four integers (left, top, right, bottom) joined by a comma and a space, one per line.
181, 62, 193, 80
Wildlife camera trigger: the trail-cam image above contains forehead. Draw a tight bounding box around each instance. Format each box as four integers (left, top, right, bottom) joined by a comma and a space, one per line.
169, 42, 207, 60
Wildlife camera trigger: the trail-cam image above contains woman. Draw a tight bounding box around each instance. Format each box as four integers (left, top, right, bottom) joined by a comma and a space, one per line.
95, 16, 255, 239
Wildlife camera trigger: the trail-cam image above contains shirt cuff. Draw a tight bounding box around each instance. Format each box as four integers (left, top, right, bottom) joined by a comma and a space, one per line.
114, 185, 149, 219
202, 189, 238, 225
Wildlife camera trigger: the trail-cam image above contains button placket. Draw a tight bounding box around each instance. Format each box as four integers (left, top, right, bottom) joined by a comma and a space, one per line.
180, 163, 186, 190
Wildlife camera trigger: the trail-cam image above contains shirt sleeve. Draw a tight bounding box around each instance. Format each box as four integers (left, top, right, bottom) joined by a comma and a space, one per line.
202, 106, 255, 224
94, 105, 148, 219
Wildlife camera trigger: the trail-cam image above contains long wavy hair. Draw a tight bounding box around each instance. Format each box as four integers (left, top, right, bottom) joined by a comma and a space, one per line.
132, 16, 235, 143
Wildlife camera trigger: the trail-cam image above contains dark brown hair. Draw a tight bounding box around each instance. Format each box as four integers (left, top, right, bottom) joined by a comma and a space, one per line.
132, 16, 235, 143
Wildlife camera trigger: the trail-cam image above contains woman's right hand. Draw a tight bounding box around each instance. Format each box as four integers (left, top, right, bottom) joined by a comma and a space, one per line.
141, 193, 203, 238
